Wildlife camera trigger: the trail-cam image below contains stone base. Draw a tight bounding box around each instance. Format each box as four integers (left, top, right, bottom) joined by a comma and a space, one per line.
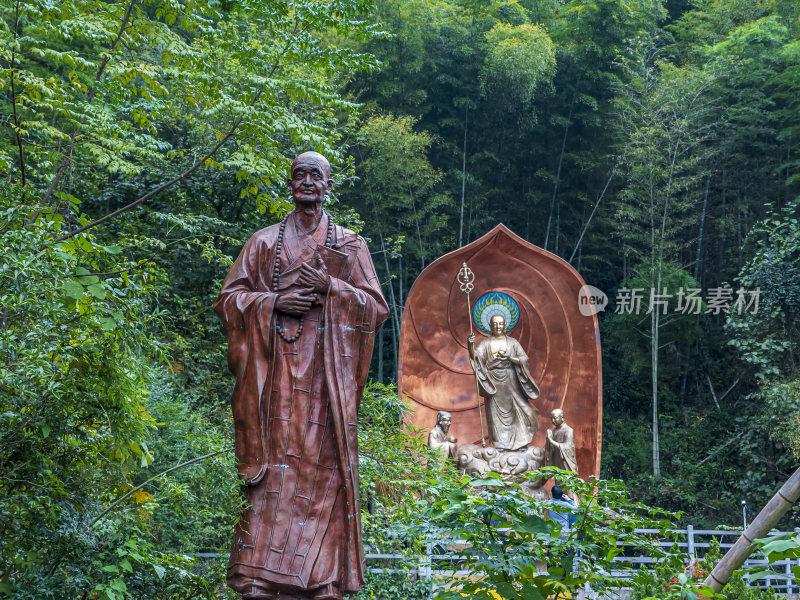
240, 583, 343, 599
242, 593, 340, 600
456, 443, 549, 500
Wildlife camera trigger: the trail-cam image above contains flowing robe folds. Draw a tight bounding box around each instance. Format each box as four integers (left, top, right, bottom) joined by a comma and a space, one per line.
471, 337, 540, 451
214, 213, 388, 599
546, 423, 578, 474
427, 426, 457, 461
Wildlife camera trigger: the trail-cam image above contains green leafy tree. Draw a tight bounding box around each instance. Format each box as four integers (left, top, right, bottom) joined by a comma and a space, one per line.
0, 0, 381, 237
343, 113, 453, 377
0, 186, 179, 597
614, 49, 720, 477
727, 202, 800, 464
0, 0, 390, 596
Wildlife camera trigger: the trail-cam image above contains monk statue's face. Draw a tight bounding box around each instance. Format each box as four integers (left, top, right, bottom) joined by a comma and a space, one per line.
490, 314, 506, 337
438, 414, 451, 433
287, 152, 332, 207
551, 409, 565, 427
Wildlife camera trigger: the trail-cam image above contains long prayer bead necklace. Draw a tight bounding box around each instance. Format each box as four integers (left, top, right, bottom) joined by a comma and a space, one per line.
273, 210, 335, 343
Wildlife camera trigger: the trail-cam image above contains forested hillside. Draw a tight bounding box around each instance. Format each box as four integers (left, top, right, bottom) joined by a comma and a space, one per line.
1, 0, 799, 597
343, 0, 800, 525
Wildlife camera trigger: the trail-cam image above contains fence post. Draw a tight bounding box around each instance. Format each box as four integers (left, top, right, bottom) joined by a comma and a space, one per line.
425, 541, 433, 600
687, 525, 696, 560
424, 540, 432, 577
793, 528, 800, 595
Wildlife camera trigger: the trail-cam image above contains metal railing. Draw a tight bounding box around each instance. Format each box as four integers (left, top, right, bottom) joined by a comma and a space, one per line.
192, 528, 799, 594
360, 528, 800, 594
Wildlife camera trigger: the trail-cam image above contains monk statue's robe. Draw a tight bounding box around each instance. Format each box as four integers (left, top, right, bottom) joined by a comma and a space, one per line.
428, 425, 457, 460
470, 335, 540, 451
215, 211, 388, 600
546, 421, 578, 474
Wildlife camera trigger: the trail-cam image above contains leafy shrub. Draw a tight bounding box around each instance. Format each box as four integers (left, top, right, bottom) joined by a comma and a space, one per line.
421, 468, 679, 600
353, 571, 432, 600
631, 539, 778, 600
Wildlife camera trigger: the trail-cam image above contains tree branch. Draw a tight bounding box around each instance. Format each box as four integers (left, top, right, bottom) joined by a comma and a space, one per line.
698, 431, 744, 466
36, 259, 151, 281
706, 375, 739, 410
48, 32, 295, 244
87, 1, 136, 104
50, 89, 264, 244
569, 167, 615, 264
91, 448, 230, 527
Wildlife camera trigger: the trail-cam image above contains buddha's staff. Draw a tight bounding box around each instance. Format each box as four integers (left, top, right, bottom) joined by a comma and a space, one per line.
457, 262, 486, 447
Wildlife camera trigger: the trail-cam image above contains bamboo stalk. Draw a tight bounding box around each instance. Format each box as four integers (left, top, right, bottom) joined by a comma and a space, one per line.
704, 466, 800, 592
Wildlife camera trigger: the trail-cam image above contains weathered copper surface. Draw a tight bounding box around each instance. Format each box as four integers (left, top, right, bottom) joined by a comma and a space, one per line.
215, 153, 388, 600
399, 224, 602, 478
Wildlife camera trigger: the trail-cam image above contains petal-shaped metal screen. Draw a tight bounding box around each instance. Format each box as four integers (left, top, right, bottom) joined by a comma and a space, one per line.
399, 224, 603, 478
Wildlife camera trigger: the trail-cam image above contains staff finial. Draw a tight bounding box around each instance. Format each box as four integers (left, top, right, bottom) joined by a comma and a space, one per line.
456, 262, 485, 447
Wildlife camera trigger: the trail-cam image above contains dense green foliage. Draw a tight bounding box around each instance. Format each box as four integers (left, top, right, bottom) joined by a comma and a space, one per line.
3, 0, 800, 596
424, 468, 679, 600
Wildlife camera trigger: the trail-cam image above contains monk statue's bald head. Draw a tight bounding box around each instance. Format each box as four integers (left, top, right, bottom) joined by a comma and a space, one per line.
550, 409, 565, 426
290, 151, 331, 178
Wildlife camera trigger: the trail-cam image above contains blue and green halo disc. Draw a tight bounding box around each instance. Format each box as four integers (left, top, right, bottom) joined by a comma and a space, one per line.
472, 291, 520, 334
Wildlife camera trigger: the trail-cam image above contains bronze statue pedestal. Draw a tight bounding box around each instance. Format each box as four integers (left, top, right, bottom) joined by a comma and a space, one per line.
455, 443, 549, 500
242, 592, 332, 600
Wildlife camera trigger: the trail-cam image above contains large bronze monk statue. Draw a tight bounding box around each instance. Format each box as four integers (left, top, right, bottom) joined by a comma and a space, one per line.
214, 152, 388, 600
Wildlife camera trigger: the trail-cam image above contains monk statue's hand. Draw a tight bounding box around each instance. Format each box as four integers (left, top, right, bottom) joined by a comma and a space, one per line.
546, 429, 554, 440
276, 288, 317, 316
298, 254, 329, 293
468, 334, 475, 345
